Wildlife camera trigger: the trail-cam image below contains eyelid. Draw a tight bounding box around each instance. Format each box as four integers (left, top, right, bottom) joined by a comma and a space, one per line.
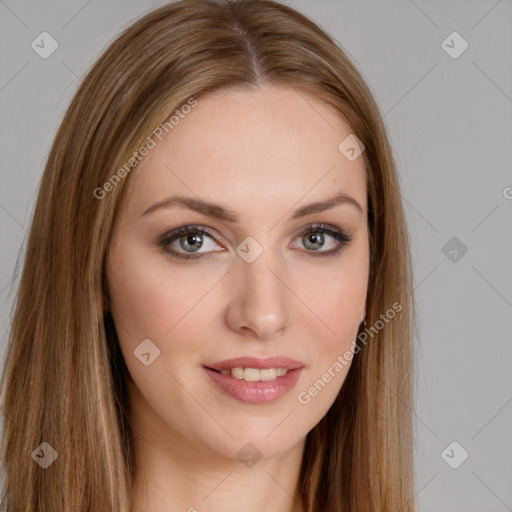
293, 222, 351, 239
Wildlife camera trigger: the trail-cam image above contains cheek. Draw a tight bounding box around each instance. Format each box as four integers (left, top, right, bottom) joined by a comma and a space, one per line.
107, 254, 169, 341
292, 256, 368, 348
323, 271, 367, 339
107, 243, 187, 336
106, 243, 225, 365
289, 249, 368, 413
291, 269, 365, 422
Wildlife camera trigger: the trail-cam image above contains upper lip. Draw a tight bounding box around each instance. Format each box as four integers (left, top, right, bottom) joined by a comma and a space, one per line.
204, 356, 304, 371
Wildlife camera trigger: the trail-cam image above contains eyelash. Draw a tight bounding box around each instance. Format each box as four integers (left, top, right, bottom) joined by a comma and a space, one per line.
157, 223, 352, 262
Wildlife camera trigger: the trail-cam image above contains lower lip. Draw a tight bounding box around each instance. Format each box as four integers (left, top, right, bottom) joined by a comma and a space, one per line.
203, 367, 304, 404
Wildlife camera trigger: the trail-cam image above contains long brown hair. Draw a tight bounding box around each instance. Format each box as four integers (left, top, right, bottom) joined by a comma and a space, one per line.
0, 1, 416, 510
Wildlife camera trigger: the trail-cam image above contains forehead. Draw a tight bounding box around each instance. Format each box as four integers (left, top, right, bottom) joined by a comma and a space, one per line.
121, 85, 367, 220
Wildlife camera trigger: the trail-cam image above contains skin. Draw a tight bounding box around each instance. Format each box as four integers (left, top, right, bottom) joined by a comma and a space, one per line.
106, 84, 369, 512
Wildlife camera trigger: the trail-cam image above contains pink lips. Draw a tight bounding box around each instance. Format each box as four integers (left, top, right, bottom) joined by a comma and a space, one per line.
203, 356, 305, 404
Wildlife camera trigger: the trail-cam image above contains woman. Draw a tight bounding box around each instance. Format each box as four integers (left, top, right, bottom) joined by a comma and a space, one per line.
0, 0, 416, 510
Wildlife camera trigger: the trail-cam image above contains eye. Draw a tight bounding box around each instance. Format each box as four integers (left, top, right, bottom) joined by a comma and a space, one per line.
158, 225, 224, 261
157, 223, 352, 262
291, 223, 352, 257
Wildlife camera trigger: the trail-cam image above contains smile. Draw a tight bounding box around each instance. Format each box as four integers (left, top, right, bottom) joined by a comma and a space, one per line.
202, 365, 303, 404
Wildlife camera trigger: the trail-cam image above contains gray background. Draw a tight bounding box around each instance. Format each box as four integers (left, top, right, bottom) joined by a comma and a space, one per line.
1, 0, 511, 510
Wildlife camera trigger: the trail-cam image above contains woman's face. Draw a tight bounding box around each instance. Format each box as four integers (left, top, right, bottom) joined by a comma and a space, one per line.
106, 85, 369, 463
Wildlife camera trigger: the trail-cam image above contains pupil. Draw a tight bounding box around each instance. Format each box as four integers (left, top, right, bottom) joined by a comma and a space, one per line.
182, 234, 203, 252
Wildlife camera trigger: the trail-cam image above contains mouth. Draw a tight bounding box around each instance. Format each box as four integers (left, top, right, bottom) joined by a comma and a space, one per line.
202, 356, 304, 404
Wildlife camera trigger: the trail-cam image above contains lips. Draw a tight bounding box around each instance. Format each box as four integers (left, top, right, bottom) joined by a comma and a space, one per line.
204, 356, 304, 372
203, 366, 304, 404
202, 356, 305, 404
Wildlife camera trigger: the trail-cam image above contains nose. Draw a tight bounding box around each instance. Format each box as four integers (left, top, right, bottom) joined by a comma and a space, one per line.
225, 251, 291, 340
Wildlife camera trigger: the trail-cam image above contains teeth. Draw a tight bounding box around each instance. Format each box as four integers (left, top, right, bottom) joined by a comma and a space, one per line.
231, 367, 244, 379
218, 367, 289, 381
244, 368, 260, 381
259, 368, 277, 381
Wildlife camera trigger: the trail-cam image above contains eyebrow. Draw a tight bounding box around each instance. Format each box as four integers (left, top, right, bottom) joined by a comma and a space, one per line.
140, 191, 364, 221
